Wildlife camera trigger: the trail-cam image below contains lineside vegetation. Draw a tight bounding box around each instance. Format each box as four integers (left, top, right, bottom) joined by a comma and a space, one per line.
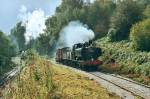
3, 50, 119, 99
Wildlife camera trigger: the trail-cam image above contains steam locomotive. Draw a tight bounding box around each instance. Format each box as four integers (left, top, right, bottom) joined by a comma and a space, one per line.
56, 40, 102, 71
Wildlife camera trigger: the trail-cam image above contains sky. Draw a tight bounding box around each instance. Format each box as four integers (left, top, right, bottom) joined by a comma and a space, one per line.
0, 0, 96, 34
0, 0, 62, 34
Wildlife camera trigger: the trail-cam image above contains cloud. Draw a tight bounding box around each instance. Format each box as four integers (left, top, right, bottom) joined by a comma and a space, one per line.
0, 0, 62, 34
18, 5, 46, 43
20, 5, 27, 13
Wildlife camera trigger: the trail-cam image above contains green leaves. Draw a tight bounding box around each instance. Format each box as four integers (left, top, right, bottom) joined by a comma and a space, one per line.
143, 5, 150, 19
0, 31, 16, 75
130, 19, 150, 51
110, 0, 144, 41
98, 37, 150, 76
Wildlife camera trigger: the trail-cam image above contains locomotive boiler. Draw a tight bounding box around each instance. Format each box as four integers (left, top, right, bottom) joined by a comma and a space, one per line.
56, 40, 102, 71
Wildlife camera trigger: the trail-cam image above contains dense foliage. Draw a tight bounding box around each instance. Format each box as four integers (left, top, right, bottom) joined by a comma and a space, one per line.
97, 37, 150, 85
143, 5, 150, 19
0, 31, 16, 75
130, 19, 150, 51
110, 0, 144, 41
83, 0, 116, 38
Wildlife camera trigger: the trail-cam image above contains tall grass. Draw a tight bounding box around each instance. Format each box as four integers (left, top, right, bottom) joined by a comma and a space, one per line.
3, 50, 120, 99
5, 50, 53, 99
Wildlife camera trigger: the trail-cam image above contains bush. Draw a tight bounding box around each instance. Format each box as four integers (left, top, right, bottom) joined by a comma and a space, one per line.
21, 49, 38, 61
130, 19, 150, 51
107, 28, 117, 42
135, 62, 150, 76
97, 37, 150, 76
143, 5, 150, 19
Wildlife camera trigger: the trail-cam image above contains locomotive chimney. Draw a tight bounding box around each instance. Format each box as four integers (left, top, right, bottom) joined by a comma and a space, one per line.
89, 40, 93, 45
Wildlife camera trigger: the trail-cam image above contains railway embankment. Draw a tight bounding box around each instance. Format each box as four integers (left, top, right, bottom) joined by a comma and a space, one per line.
1, 52, 119, 99
56, 63, 150, 99
96, 37, 150, 86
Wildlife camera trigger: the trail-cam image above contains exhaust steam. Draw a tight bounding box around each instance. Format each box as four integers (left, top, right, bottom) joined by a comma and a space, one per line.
57, 21, 95, 48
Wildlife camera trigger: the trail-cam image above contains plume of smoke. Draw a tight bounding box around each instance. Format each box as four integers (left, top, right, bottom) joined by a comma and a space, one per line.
18, 5, 46, 44
57, 21, 95, 48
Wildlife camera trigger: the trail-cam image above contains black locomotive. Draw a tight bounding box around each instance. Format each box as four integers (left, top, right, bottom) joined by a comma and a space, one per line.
56, 40, 102, 71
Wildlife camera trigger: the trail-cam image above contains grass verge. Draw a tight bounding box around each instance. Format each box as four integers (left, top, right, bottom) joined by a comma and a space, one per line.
2, 52, 119, 99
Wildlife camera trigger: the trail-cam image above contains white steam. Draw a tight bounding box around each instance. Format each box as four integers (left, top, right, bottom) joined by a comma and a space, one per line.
18, 5, 46, 44
58, 21, 95, 48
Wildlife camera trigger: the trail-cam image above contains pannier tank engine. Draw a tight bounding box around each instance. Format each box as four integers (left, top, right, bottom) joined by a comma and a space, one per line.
56, 40, 102, 71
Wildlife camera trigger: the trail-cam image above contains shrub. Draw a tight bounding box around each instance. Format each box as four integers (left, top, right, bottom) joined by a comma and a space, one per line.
143, 5, 150, 19
21, 49, 38, 61
97, 37, 150, 76
130, 19, 150, 51
107, 28, 117, 42
135, 62, 150, 76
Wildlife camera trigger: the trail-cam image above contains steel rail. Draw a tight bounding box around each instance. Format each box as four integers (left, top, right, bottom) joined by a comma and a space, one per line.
90, 72, 150, 99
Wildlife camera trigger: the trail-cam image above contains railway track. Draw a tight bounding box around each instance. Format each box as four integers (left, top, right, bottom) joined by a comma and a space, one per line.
90, 72, 150, 99
0, 67, 20, 88
55, 62, 150, 99
110, 73, 150, 89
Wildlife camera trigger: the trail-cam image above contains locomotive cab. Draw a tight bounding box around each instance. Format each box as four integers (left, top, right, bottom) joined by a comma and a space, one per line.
81, 47, 102, 61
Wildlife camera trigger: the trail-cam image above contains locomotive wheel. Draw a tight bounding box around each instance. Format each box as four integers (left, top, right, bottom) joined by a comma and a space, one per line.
77, 63, 80, 69
73, 61, 76, 67
73, 61, 77, 68
81, 65, 86, 71
89, 66, 98, 71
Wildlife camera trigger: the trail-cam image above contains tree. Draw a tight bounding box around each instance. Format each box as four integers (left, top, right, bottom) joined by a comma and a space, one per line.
0, 31, 16, 75
110, 0, 144, 41
11, 22, 26, 51
143, 5, 150, 19
84, 0, 116, 39
0, 31, 16, 58
36, 33, 50, 55
130, 19, 150, 51
44, 0, 85, 56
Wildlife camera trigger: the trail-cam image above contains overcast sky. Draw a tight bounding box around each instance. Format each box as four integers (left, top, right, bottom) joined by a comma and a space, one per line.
0, 0, 62, 34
